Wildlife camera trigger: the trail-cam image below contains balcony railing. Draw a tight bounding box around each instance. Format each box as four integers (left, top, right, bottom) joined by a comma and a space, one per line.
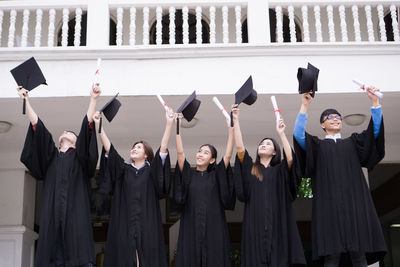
0, 0, 399, 49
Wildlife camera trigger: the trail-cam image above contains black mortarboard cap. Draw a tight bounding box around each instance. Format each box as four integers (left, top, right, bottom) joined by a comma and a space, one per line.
234, 76, 257, 105
10, 57, 47, 114
99, 93, 121, 133
297, 63, 319, 98
177, 91, 201, 122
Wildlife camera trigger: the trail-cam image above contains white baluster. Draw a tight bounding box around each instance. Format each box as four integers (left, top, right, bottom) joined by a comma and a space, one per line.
130, 7, 136, 46
209, 6, 216, 44
327, 5, 335, 42
390, 5, 400, 42
182, 6, 189, 45
61, 8, 69, 47
8, 10, 17, 47
169, 7, 175, 45
0, 10, 3, 46
116, 7, 123, 46
275, 6, 283, 43
48, 9, 56, 47
196, 6, 202, 44
288, 5, 296, 43
34, 9, 43, 47
235, 6, 242, 44
21, 9, 30, 47
339, 5, 348, 42
156, 7, 162, 45
314, 6, 322, 42
377, 5, 386, 42
301, 6, 310, 42
143, 7, 150, 45
352, 5, 361, 42
74, 8, 82, 46
365, 5, 374, 42
222, 6, 229, 44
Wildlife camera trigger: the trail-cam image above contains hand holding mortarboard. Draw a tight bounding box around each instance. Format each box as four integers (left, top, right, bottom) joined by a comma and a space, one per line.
297, 63, 319, 98
98, 93, 121, 133
176, 91, 201, 135
231, 76, 258, 127
10, 57, 47, 114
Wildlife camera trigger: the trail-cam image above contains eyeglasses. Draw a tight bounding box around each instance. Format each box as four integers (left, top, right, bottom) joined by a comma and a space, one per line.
323, 114, 342, 122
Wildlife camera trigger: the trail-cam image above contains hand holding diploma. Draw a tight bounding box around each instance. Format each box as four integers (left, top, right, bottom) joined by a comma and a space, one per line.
270, 96, 281, 122
94, 58, 101, 85
352, 79, 383, 99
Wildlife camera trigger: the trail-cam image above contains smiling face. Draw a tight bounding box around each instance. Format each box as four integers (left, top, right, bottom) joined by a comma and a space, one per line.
58, 131, 77, 149
257, 138, 276, 158
320, 113, 342, 133
195, 145, 216, 169
130, 142, 147, 162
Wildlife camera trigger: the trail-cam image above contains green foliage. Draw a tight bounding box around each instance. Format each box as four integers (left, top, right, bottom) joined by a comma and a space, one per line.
231, 248, 241, 267
298, 178, 313, 198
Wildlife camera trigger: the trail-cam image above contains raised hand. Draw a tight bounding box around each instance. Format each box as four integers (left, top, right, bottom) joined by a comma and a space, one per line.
93, 111, 101, 126
276, 117, 286, 135
17, 86, 29, 100
165, 107, 175, 123
300, 91, 313, 114
91, 83, 101, 100
231, 104, 239, 123
366, 86, 380, 107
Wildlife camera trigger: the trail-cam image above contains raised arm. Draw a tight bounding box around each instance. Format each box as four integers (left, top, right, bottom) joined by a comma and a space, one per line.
175, 114, 185, 172
93, 111, 111, 153
294, 92, 313, 150
87, 83, 101, 122
366, 86, 383, 138
17, 87, 38, 125
277, 116, 293, 169
232, 104, 245, 153
160, 107, 175, 153
223, 115, 234, 168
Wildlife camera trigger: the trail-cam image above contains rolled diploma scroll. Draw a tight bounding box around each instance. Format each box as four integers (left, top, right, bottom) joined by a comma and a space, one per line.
94, 58, 101, 84
212, 97, 230, 121
352, 79, 383, 99
157, 94, 169, 111
270, 96, 281, 122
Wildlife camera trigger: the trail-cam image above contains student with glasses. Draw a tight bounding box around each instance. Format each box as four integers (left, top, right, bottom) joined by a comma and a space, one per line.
293, 87, 387, 267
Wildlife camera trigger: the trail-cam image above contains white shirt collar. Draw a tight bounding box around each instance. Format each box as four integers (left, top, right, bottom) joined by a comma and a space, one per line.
325, 133, 342, 142
130, 161, 150, 170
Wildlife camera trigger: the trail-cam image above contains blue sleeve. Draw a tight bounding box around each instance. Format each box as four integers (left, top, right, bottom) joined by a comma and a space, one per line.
294, 113, 308, 150
371, 106, 382, 139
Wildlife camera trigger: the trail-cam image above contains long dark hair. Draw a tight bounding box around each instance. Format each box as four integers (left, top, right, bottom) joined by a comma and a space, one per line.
251, 137, 281, 181
200, 144, 217, 172
131, 140, 154, 163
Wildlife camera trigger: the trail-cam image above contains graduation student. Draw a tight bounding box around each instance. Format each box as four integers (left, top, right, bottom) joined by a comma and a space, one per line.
18, 81, 100, 267
293, 83, 386, 266
93, 99, 174, 267
173, 93, 236, 267
232, 103, 306, 266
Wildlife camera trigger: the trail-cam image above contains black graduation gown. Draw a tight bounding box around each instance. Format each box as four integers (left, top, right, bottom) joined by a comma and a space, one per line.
98, 144, 170, 267
234, 150, 306, 267
293, 118, 387, 265
20, 116, 98, 267
174, 159, 236, 267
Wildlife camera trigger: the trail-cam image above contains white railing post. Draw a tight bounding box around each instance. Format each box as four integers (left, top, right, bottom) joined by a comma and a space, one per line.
301, 6, 310, 42
182, 6, 189, 45
352, 5, 362, 42
327, 5, 336, 42
222, 6, 229, 44
61, 8, 69, 47
21, 9, 30, 47
365, 5, 375, 42
247, 0, 270, 44
143, 7, 150, 45
0, 10, 3, 46
116, 7, 123, 46
276, 6, 283, 43
87, 0, 109, 47
390, 5, 400, 42
235, 6, 242, 44
34, 9, 43, 47
156, 6, 163, 45
377, 5, 386, 42
48, 9, 56, 47
288, 5, 296, 43
74, 8, 82, 46
209, 6, 216, 44
196, 6, 202, 44
339, 5, 348, 42
129, 7, 136, 46
314, 5, 323, 42
169, 7, 175, 45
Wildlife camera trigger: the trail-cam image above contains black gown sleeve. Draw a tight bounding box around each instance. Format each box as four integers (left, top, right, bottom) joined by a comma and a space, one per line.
173, 159, 192, 206
216, 159, 236, 210
293, 133, 320, 179
351, 117, 385, 171
98, 144, 125, 195
151, 148, 171, 199
75, 115, 98, 177
279, 150, 301, 202
233, 150, 254, 202
20, 118, 57, 180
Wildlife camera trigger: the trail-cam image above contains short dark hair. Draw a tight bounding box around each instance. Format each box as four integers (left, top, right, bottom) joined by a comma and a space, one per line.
320, 108, 342, 123
132, 141, 154, 163
200, 144, 217, 172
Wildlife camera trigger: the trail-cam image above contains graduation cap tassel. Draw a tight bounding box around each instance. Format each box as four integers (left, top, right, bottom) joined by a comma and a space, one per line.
176, 118, 180, 135
22, 98, 26, 115
99, 116, 102, 134
230, 111, 234, 127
